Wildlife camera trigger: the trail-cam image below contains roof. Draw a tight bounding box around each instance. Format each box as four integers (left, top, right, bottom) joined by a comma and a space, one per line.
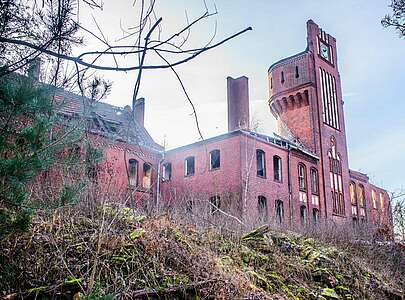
53, 88, 163, 152
166, 129, 319, 160
268, 50, 309, 72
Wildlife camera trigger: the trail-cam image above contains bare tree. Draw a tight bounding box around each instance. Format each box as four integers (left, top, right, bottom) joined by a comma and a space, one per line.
382, 0, 405, 37
390, 190, 405, 241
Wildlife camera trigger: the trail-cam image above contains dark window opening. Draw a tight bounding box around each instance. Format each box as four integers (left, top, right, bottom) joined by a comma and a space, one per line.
258, 196, 268, 222
295, 66, 299, 78
281, 71, 285, 84
186, 200, 193, 212
256, 149, 266, 177
128, 159, 138, 186
313, 208, 319, 224
163, 163, 172, 181
310, 168, 319, 195
275, 200, 284, 223
185, 156, 195, 176
210, 149, 220, 170
270, 77, 273, 89
300, 205, 307, 225
143, 163, 152, 189
209, 196, 221, 215
298, 164, 306, 191
273, 155, 282, 181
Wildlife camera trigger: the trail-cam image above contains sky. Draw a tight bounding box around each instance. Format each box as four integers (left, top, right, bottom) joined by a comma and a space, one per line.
77, 0, 405, 192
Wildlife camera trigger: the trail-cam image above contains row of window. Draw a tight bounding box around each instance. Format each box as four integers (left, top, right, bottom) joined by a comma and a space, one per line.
128, 159, 152, 189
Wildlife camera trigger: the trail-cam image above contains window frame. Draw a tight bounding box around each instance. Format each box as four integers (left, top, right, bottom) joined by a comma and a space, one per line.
298, 163, 307, 192
209, 149, 221, 170
209, 195, 221, 215
273, 155, 282, 182
142, 162, 152, 189
256, 149, 266, 178
310, 167, 319, 195
128, 158, 138, 187
184, 156, 195, 177
275, 200, 284, 224
258, 195, 268, 222
162, 162, 172, 181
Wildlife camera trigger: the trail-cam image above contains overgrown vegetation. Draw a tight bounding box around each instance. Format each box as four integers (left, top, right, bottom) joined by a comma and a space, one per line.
1, 203, 403, 299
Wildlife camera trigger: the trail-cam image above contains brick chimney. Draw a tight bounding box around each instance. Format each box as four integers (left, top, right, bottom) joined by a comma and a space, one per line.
134, 98, 145, 127
227, 76, 250, 132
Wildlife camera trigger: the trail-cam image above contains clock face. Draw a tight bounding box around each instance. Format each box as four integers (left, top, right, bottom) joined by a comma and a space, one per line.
320, 42, 329, 60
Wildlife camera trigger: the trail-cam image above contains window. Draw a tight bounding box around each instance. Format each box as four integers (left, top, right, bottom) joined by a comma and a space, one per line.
186, 200, 193, 212
209, 149, 220, 170
298, 164, 306, 191
256, 149, 266, 177
379, 193, 384, 210
357, 185, 366, 218
295, 66, 299, 78
349, 182, 357, 216
372, 190, 377, 209
185, 156, 195, 176
143, 163, 152, 189
270, 77, 273, 89
275, 200, 284, 223
300, 206, 307, 225
128, 159, 138, 186
281, 71, 285, 84
313, 208, 319, 224
329, 137, 344, 216
258, 196, 268, 222
273, 156, 282, 182
209, 196, 221, 215
162, 163, 172, 181
319, 67, 340, 129
310, 168, 319, 194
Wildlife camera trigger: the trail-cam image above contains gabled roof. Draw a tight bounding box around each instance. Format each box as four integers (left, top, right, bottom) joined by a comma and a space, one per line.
53, 88, 163, 152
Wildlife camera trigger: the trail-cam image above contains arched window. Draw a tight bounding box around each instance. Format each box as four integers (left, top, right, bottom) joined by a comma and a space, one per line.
312, 208, 319, 224
295, 66, 299, 78
281, 71, 285, 84
209, 195, 221, 215
258, 196, 268, 222
300, 205, 307, 225
310, 168, 319, 206
209, 149, 220, 170
273, 155, 282, 182
349, 182, 357, 217
357, 184, 366, 219
256, 149, 266, 178
298, 164, 307, 204
329, 137, 344, 215
275, 200, 284, 223
185, 156, 195, 176
143, 163, 152, 189
128, 159, 138, 186
371, 189, 377, 209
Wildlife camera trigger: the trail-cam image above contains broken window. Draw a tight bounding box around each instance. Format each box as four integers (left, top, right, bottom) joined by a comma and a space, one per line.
143, 163, 152, 189
372, 189, 377, 209
300, 205, 307, 225
273, 155, 282, 181
379, 193, 384, 210
298, 164, 306, 191
256, 149, 266, 178
258, 196, 268, 222
128, 159, 138, 186
209, 149, 220, 170
275, 200, 284, 223
185, 156, 195, 176
357, 185, 366, 218
312, 208, 319, 224
209, 196, 221, 215
162, 163, 172, 181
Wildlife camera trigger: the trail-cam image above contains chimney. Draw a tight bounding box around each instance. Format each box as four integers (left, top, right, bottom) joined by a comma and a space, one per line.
227, 76, 250, 132
134, 98, 145, 127
27, 58, 41, 81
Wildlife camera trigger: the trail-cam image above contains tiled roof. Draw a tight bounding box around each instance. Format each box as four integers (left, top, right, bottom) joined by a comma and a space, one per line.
53, 88, 163, 152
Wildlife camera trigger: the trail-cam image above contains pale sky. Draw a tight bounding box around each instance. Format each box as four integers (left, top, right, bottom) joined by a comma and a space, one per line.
76, 0, 405, 192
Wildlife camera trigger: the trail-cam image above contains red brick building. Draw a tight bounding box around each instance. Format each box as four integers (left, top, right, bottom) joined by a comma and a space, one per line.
54, 20, 391, 230
159, 20, 392, 229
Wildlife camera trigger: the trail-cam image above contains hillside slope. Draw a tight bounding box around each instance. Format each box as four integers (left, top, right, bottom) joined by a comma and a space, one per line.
1, 206, 404, 299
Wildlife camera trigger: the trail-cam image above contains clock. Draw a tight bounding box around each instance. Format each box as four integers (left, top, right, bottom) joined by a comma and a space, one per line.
320, 42, 330, 61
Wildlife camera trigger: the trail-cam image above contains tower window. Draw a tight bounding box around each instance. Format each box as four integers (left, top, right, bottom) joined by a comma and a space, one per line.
143, 163, 152, 189
273, 156, 282, 182
162, 163, 172, 181
329, 137, 345, 216
298, 164, 306, 191
209, 195, 221, 215
128, 159, 138, 186
281, 71, 285, 84
295, 66, 299, 78
310, 168, 319, 194
185, 156, 195, 176
209, 149, 220, 170
258, 196, 268, 222
256, 149, 266, 178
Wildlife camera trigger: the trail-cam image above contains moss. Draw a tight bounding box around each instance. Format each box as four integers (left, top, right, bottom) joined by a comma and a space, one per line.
246, 270, 274, 292
129, 228, 145, 240
321, 287, 339, 299
64, 276, 83, 286
27, 286, 48, 294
